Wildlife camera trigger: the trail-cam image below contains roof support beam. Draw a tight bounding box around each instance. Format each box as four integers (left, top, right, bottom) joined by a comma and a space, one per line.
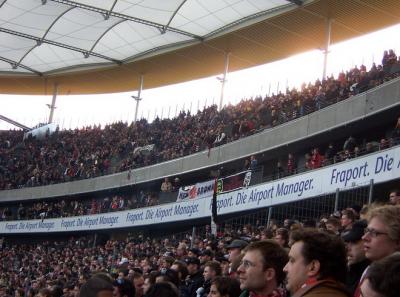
285, 0, 303, 6
162, 0, 187, 34
15, 7, 76, 69
104, 0, 118, 20
89, 19, 126, 54
0, 0, 7, 9
41, 6, 75, 41
0, 55, 42, 75
204, 3, 294, 39
0, 27, 121, 64
49, 0, 203, 41
0, 114, 31, 131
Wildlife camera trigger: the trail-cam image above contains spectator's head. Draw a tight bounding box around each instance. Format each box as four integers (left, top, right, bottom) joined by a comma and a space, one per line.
209, 276, 241, 297
274, 228, 289, 248
215, 256, 230, 276
342, 220, 368, 266
184, 257, 200, 275
199, 249, 213, 264
143, 282, 179, 297
37, 288, 52, 297
132, 272, 144, 297
79, 275, 114, 297
283, 219, 295, 229
227, 239, 248, 262
341, 209, 355, 229
362, 205, 400, 261
203, 261, 222, 281
237, 240, 288, 295
155, 269, 179, 288
188, 248, 200, 258
113, 277, 136, 297
325, 217, 341, 234
142, 272, 157, 295
170, 260, 188, 281
361, 252, 400, 297
161, 256, 175, 269
389, 189, 400, 205
284, 229, 347, 295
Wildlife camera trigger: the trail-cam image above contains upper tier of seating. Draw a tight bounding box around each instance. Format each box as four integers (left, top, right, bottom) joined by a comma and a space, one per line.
1, 50, 399, 191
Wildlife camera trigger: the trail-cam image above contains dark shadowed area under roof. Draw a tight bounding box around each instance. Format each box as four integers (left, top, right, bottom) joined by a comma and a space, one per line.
0, 0, 400, 95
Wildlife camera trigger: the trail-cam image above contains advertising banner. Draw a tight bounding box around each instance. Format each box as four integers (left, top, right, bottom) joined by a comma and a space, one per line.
1, 146, 399, 233
177, 180, 214, 201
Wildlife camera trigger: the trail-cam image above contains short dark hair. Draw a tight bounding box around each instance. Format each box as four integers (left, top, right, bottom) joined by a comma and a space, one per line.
326, 217, 340, 228
79, 276, 114, 297
275, 228, 289, 246
242, 240, 288, 284
211, 276, 241, 297
38, 288, 52, 297
114, 279, 136, 297
204, 260, 222, 276
290, 229, 347, 283
157, 269, 180, 288
143, 282, 179, 297
366, 252, 400, 297
341, 209, 355, 221
172, 260, 188, 280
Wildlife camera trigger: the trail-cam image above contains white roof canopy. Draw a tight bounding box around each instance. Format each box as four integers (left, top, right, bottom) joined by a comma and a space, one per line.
0, 0, 299, 75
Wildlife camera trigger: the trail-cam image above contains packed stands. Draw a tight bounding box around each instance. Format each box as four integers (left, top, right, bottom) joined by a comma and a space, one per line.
0, 125, 397, 222
0, 202, 398, 297
1, 50, 400, 191
1, 50, 400, 297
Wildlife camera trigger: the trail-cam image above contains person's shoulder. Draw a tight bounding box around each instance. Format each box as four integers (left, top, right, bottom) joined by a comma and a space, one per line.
299, 280, 351, 297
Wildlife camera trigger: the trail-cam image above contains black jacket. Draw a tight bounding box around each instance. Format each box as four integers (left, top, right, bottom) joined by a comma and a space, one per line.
186, 270, 204, 297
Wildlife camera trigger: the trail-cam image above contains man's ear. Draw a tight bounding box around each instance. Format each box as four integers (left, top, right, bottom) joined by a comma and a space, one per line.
264, 267, 276, 282
307, 260, 320, 278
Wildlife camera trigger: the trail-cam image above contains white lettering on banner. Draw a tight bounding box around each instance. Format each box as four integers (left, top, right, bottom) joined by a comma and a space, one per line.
1, 146, 400, 234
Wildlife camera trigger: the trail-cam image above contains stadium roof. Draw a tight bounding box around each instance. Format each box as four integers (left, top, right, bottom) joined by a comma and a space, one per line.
1, 0, 400, 95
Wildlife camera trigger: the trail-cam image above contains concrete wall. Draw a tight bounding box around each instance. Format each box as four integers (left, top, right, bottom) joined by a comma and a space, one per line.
2, 78, 400, 202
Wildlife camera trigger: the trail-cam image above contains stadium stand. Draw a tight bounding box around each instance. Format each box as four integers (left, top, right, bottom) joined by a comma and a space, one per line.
2, 0, 400, 293
0, 49, 400, 296
1, 51, 399, 191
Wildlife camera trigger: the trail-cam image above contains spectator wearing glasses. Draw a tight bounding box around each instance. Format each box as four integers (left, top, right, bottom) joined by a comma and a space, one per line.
237, 240, 288, 297
362, 205, 400, 262
354, 205, 400, 297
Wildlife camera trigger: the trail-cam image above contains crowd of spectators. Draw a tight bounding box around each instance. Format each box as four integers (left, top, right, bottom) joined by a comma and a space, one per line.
1, 50, 400, 190
0, 190, 160, 221
0, 119, 398, 222
0, 196, 399, 297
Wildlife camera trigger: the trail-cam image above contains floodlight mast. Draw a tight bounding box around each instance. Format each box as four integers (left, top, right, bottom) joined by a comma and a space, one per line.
218, 52, 230, 111
132, 75, 144, 123
48, 83, 58, 124
322, 18, 332, 81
